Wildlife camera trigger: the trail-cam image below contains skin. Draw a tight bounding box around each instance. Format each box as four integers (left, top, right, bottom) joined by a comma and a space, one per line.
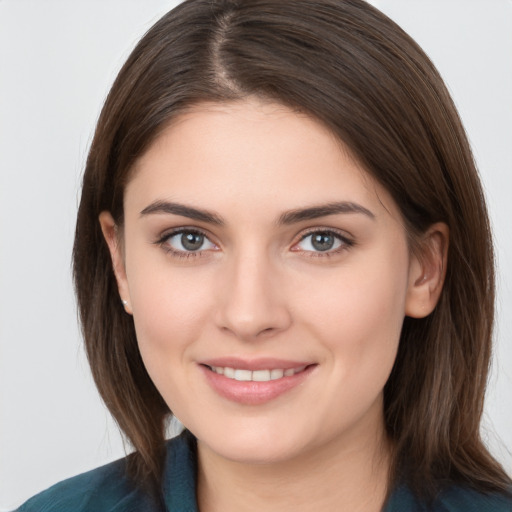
100, 98, 448, 512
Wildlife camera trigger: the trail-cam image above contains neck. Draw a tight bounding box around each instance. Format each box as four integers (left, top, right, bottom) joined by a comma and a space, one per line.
196, 413, 392, 512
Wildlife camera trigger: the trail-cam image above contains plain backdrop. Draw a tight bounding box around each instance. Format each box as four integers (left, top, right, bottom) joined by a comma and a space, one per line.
0, 1, 511, 509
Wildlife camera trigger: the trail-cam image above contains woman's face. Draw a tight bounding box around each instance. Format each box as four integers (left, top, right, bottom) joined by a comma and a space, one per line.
102, 98, 432, 465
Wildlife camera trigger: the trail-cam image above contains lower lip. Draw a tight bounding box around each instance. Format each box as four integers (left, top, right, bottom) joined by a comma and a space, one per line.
200, 365, 316, 405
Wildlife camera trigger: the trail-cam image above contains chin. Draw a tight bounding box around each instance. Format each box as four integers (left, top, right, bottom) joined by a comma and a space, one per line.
194, 419, 317, 465
212, 440, 304, 465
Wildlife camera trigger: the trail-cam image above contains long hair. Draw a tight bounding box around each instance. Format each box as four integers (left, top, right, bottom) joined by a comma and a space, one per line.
73, 0, 511, 499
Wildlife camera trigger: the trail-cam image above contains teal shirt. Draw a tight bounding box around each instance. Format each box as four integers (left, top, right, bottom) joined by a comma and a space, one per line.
16, 430, 512, 511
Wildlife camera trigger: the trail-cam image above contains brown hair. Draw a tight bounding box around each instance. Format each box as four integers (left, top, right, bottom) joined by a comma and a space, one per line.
73, 0, 511, 501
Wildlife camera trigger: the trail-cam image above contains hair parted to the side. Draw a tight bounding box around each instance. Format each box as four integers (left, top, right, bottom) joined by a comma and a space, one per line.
73, 0, 511, 501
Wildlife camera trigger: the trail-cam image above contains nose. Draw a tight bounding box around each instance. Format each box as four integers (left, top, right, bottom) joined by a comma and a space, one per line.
215, 249, 292, 341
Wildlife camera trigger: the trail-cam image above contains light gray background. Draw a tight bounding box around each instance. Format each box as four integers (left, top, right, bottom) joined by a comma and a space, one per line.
1, 1, 511, 509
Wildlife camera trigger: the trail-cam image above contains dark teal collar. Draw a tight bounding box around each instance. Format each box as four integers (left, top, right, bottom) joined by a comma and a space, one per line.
163, 430, 199, 511
163, 431, 512, 512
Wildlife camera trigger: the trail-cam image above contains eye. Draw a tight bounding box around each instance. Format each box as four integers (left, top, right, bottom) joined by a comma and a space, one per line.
293, 230, 352, 254
160, 229, 217, 254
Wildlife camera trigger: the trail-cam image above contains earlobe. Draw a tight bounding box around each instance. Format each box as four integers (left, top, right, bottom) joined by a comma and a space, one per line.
98, 211, 133, 315
405, 222, 449, 318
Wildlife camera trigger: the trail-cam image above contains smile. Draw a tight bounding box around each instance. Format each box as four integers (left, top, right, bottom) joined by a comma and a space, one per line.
208, 365, 307, 382
200, 361, 316, 405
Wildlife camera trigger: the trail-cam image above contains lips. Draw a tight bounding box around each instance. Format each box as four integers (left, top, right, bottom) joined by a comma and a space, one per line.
199, 358, 316, 405
208, 365, 307, 382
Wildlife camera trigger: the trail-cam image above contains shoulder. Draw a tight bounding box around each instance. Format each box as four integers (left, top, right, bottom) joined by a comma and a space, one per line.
14, 432, 197, 512
15, 456, 152, 512
386, 484, 512, 512
435, 486, 512, 512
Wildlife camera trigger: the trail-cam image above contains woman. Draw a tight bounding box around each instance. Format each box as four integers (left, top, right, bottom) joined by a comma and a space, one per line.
17, 0, 512, 510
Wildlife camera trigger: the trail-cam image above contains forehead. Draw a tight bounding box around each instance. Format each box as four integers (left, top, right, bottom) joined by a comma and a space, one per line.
125, 98, 401, 223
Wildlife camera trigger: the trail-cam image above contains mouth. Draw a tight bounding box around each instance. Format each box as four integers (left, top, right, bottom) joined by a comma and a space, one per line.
205, 364, 308, 382
199, 360, 316, 405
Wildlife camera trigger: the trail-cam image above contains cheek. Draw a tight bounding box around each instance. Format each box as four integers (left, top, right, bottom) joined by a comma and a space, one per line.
127, 267, 216, 416
293, 261, 408, 434
300, 256, 408, 378
125, 252, 214, 364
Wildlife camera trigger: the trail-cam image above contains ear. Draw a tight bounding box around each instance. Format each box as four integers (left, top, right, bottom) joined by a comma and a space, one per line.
405, 222, 449, 318
98, 211, 133, 315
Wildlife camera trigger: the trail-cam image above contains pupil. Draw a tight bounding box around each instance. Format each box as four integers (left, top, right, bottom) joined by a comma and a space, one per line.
181, 232, 203, 251
312, 233, 334, 251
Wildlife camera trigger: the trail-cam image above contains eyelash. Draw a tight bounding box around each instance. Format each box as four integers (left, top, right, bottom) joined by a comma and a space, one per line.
293, 228, 355, 258
154, 228, 216, 259
154, 227, 355, 260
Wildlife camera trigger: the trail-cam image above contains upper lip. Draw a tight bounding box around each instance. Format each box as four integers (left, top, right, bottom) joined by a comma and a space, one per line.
200, 357, 314, 371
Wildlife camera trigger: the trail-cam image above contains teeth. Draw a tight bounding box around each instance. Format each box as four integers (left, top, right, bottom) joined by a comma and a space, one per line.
253, 369, 271, 381
224, 367, 235, 379
234, 369, 252, 381
270, 369, 284, 380
210, 365, 307, 382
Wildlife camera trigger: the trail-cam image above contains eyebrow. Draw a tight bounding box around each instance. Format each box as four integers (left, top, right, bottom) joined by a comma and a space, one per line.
277, 202, 375, 224
139, 200, 375, 225
140, 200, 225, 225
